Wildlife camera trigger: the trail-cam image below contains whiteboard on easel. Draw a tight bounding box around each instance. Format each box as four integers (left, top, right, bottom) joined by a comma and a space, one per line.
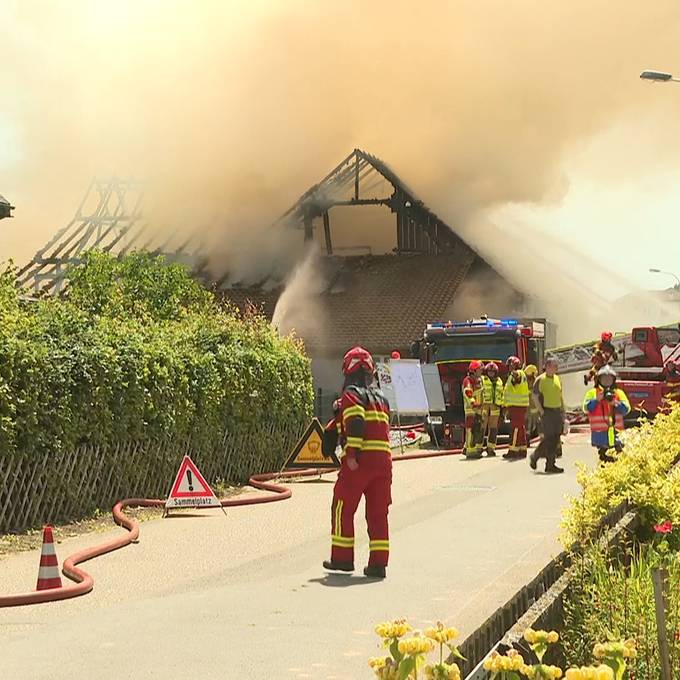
387, 360, 430, 415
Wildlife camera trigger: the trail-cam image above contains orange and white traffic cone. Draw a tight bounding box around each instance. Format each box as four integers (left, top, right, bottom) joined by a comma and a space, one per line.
36, 526, 62, 591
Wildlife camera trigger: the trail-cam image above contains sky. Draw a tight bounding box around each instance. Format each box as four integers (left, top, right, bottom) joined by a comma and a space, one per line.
1, 0, 679, 299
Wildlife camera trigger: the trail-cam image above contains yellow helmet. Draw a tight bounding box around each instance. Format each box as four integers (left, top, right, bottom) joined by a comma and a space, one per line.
524, 364, 538, 376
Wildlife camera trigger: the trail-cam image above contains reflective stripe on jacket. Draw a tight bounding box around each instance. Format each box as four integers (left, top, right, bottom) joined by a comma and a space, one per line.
340, 385, 391, 458
481, 376, 504, 407
504, 371, 529, 407
462, 375, 482, 414
582, 387, 631, 446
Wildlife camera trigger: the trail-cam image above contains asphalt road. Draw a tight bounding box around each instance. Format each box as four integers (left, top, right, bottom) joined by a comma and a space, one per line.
0, 433, 594, 679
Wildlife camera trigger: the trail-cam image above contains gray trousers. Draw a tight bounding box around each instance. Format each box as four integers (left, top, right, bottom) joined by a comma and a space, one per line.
533, 408, 562, 467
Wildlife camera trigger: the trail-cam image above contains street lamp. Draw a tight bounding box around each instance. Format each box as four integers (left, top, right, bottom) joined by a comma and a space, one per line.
640, 70, 680, 83
649, 268, 680, 289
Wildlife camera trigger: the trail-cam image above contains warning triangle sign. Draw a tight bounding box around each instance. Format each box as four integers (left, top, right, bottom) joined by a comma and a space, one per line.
165, 455, 221, 509
284, 418, 340, 470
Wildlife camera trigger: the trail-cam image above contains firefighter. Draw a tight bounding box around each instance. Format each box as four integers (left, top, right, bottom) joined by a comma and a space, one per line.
664, 359, 680, 404
503, 356, 529, 459
323, 346, 392, 579
481, 362, 503, 456
582, 365, 631, 463
462, 360, 484, 458
584, 331, 619, 385
524, 364, 540, 439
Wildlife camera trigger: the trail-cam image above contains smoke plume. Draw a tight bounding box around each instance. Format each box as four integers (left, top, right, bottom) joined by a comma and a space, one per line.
271, 246, 327, 347
2, 1, 680, 342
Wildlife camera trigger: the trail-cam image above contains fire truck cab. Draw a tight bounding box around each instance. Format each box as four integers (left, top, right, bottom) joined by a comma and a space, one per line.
411, 317, 551, 447
617, 324, 680, 418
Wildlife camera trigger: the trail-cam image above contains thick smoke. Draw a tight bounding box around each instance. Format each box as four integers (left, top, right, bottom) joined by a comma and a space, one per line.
2, 1, 680, 342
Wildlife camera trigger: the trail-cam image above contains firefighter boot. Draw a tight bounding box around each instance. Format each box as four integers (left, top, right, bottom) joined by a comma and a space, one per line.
323, 560, 355, 572
364, 565, 386, 579
598, 448, 616, 464
486, 429, 498, 456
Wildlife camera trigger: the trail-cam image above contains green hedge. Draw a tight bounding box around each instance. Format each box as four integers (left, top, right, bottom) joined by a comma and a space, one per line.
0, 252, 313, 531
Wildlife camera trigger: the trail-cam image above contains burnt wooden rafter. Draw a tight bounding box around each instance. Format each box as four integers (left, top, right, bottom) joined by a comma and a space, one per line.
277, 148, 466, 256
18, 178, 205, 295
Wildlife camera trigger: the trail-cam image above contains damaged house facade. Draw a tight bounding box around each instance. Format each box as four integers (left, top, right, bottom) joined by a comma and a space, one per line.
220, 149, 524, 405
19, 149, 525, 412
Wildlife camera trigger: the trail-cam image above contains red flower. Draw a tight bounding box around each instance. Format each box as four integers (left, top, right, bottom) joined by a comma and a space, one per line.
406, 430, 416, 440
674, 631, 680, 642
654, 520, 673, 534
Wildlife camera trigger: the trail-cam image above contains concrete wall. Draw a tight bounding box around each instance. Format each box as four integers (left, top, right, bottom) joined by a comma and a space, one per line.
311, 357, 343, 395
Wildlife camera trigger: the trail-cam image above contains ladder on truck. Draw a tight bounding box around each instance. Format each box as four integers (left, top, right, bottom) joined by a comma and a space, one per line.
545, 334, 631, 375
545, 321, 680, 375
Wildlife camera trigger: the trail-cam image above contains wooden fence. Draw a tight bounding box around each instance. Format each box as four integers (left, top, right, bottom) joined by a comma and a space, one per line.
0, 418, 306, 534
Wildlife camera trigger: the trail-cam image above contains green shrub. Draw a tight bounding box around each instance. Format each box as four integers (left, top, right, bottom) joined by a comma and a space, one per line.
561, 404, 680, 546
0, 252, 313, 531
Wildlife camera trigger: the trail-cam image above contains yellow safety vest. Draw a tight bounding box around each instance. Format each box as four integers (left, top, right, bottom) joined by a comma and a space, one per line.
482, 376, 504, 407
504, 371, 530, 408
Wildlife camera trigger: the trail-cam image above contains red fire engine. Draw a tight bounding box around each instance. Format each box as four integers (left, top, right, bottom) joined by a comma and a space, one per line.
546, 323, 680, 421
611, 325, 680, 418
411, 317, 554, 447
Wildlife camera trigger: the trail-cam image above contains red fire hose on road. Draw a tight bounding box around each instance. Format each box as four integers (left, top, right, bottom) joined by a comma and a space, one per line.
0, 469, 319, 608
0, 435, 561, 608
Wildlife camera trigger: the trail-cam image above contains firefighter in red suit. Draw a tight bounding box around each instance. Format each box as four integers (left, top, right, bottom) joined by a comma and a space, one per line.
323, 347, 392, 579
462, 360, 484, 458
584, 331, 618, 385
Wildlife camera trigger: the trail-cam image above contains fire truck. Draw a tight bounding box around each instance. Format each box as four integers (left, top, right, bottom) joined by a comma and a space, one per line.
546, 323, 680, 420
410, 317, 555, 446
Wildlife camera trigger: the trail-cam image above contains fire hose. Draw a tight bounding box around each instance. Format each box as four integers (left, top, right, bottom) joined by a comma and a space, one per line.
0, 434, 565, 608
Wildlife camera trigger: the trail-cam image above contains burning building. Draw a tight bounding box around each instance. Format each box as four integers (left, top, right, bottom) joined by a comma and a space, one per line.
17, 149, 527, 408
218, 149, 526, 404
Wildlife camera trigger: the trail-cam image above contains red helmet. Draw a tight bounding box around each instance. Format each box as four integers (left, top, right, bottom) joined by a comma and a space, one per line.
342, 346, 375, 376
601, 331, 613, 343
506, 356, 521, 369
485, 362, 499, 374
469, 360, 483, 372
391, 350, 401, 360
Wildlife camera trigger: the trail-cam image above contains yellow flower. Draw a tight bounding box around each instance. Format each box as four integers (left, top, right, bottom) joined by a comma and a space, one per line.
547, 631, 560, 644
595, 665, 614, 680
424, 662, 461, 680
424, 622, 460, 644
592, 643, 605, 659
375, 619, 411, 639
565, 666, 612, 680
524, 628, 537, 644
369, 657, 388, 670
398, 633, 434, 656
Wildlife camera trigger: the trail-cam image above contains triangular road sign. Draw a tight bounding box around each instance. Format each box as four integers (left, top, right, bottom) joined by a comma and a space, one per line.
284, 418, 340, 470
165, 455, 221, 509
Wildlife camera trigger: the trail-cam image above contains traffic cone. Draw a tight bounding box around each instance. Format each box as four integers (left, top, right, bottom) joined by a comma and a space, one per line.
36, 525, 62, 591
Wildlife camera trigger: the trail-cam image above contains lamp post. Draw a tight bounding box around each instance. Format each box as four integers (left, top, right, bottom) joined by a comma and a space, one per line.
640, 70, 680, 83
649, 268, 680, 289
